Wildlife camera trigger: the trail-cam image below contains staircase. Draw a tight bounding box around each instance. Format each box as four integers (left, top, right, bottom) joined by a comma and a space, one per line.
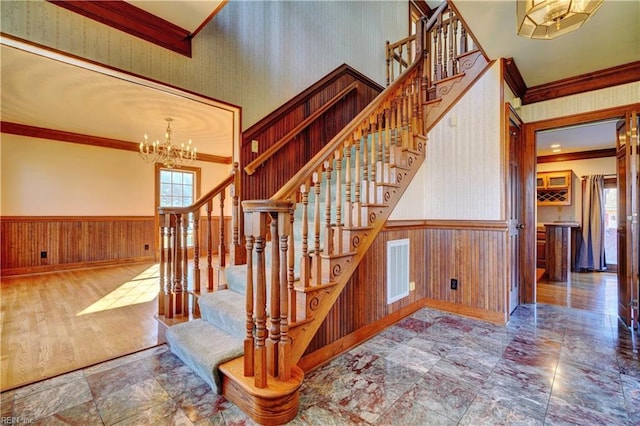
157, 2, 490, 424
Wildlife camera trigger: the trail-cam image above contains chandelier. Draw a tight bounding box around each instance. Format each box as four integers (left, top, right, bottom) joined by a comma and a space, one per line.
139, 118, 197, 168
516, 0, 604, 39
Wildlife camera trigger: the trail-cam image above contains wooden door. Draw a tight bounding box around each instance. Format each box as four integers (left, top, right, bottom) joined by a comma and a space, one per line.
616, 111, 639, 329
508, 109, 525, 314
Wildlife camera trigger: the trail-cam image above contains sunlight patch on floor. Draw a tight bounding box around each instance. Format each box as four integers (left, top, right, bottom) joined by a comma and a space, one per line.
77, 264, 160, 315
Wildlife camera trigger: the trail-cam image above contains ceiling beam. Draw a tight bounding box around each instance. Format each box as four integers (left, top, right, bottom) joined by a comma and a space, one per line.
47, 0, 192, 57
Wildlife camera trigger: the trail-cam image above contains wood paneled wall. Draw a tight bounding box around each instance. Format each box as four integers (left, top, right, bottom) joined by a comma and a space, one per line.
301, 220, 508, 365
196, 216, 232, 255
241, 64, 383, 201
1, 216, 155, 276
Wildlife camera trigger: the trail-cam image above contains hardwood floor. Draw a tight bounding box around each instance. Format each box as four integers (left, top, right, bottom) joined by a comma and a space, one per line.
536, 269, 619, 316
1, 262, 162, 392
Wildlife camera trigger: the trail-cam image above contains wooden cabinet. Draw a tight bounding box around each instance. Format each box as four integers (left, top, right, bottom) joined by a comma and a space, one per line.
537, 170, 572, 206
536, 227, 546, 269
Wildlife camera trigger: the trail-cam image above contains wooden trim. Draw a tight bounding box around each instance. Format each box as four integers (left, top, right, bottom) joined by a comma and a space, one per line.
0, 257, 154, 277
523, 61, 640, 105
242, 64, 383, 143
47, 0, 192, 57
503, 57, 527, 100
1, 121, 232, 165
537, 148, 617, 164
385, 219, 509, 231
244, 82, 359, 175
298, 299, 425, 372
423, 298, 506, 325
527, 103, 640, 132
0, 215, 153, 222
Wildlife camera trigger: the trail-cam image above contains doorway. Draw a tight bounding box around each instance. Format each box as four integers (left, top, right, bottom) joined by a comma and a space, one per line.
523, 104, 638, 327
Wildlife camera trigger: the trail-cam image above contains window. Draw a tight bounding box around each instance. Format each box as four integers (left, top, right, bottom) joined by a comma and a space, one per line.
155, 165, 201, 249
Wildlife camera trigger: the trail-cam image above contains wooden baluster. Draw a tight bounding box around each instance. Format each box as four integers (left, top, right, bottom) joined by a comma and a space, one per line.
407, 42, 412, 69
166, 224, 175, 318
158, 215, 166, 316
376, 113, 384, 186
219, 191, 226, 272
344, 140, 353, 228
402, 88, 410, 149
254, 234, 267, 388
268, 213, 280, 377
299, 183, 310, 288
206, 200, 214, 291
384, 105, 392, 182
460, 24, 468, 55
181, 212, 189, 315
361, 130, 369, 205
287, 200, 296, 321
452, 15, 459, 75
370, 120, 378, 203
442, 13, 449, 79
193, 211, 201, 295
313, 171, 322, 284
398, 44, 404, 74
323, 161, 333, 255
230, 162, 242, 265
244, 235, 255, 377
278, 231, 291, 380
334, 150, 343, 253
173, 214, 183, 317
385, 40, 391, 87
354, 135, 362, 227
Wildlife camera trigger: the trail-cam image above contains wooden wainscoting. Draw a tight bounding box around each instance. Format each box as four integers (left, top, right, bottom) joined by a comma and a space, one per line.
1, 216, 155, 276
299, 219, 509, 371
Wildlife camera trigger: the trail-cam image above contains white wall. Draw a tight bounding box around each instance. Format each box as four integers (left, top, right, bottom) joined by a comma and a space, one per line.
391, 61, 503, 220
536, 157, 616, 226
1, 0, 408, 129
0, 134, 231, 216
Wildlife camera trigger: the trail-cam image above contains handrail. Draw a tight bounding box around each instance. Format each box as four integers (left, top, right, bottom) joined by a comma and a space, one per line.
244, 82, 359, 175
271, 62, 420, 201
159, 170, 235, 215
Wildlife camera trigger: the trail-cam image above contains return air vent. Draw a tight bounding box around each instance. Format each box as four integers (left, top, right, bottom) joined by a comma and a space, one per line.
387, 239, 410, 304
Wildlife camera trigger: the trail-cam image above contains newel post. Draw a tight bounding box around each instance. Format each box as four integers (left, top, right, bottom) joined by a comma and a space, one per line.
241, 199, 293, 388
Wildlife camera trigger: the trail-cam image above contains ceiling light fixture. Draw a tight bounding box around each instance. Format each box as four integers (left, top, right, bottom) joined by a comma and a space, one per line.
516, 0, 604, 39
550, 144, 561, 148
139, 118, 197, 168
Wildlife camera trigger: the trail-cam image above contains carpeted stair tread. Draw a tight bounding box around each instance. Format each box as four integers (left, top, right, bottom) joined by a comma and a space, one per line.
198, 290, 246, 339
166, 319, 243, 393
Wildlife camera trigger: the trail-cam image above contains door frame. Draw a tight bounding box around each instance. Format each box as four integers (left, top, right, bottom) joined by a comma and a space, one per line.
521, 102, 640, 304
506, 103, 525, 314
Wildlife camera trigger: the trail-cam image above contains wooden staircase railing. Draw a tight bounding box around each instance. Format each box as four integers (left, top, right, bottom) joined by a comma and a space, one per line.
218, 1, 492, 423
157, 162, 242, 319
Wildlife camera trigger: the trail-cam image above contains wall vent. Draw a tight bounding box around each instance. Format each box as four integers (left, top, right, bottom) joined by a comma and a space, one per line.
387, 238, 410, 304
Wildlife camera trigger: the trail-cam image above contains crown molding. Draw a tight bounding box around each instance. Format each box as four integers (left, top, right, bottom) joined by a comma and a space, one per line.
503, 57, 527, 100
523, 60, 640, 105
536, 148, 616, 164
1, 121, 231, 164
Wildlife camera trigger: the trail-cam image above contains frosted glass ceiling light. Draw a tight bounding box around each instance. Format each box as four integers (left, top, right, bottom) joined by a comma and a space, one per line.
517, 0, 604, 39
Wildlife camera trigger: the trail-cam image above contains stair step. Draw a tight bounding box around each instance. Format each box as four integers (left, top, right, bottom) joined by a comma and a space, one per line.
198, 289, 247, 339
166, 318, 243, 393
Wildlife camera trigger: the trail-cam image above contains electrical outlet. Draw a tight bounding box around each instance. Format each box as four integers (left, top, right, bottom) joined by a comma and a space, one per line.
450, 278, 458, 290
40, 251, 47, 259
144, 244, 149, 250
251, 139, 259, 153
409, 281, 415, 291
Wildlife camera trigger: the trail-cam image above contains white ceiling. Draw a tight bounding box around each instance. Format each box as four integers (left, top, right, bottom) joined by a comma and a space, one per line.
1, 41, 234, 158
126, 0, 226, 34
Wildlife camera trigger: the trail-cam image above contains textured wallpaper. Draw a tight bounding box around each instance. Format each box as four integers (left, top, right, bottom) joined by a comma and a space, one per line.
1, 0, 408, 129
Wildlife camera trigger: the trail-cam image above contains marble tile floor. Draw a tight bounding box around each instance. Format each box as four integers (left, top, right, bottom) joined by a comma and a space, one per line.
2, 303, 638, 425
